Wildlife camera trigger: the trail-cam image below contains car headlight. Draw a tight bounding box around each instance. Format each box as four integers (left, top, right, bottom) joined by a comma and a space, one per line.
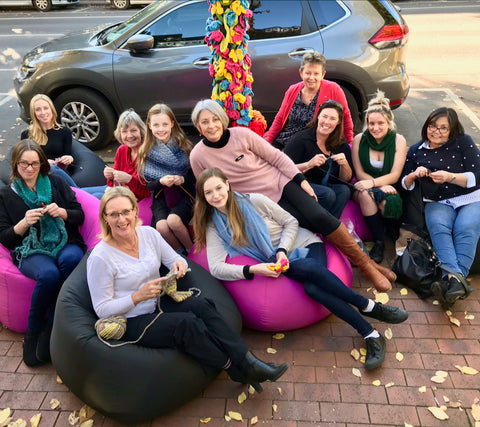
17, 63, 37, 81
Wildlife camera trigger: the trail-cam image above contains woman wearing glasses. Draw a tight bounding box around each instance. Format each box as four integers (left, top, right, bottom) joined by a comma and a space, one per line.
351, 91, 407, 263
284, 100, 353, 219
401, 107, 479, 309
0, 140, 86, 366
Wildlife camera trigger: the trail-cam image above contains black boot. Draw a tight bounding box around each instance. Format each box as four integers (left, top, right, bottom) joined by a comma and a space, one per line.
369, 240, 385, 263
362, 302, 408, 324
241, 351, 289, 392
365, 335, 386, 370
444, 275, 474, 305
23, 332, 43, 367
36, 321, 53, 363
430, 279, 451, 310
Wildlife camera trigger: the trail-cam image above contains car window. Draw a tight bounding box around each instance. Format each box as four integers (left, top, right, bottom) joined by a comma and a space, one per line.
308, 0, 347, 29
140, 1, 208, 48
248, 0, 303, 40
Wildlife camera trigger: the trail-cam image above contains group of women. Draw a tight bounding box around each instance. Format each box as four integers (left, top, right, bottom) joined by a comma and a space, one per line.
0, 51, 477, 391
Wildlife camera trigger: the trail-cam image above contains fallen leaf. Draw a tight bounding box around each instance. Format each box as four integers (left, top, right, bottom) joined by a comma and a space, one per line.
266, 348, 277, 354
436, 370, 449, 378
400, 288, 408, 295
443, 395, 450, 403
385, 382, 395, 388
449, 316, 461, 327
237, 392, 247, 404
404, 423, 414, 427
224, 415, 231, 421
372, 380, 381, 386
9, 419, 27, 427
68, 411, 79, 425
272, 404, 278, 412
12, 29, 23, 34
79, 421, 93, 427
450, 401, 462, 408
352, 368, 362, 377
384, 328, 393, 340
359, 355, 366, 364
50, 398, 61, 410
2, 48, 20, 60
455, 365, 478, 375
375, 292, 389, 304
200, 418, 211, 423
471, 402, 480, 421
248, 385, 255, 395
418, 386, 427, 393
277, 387, 283, 395
0, 408, 11, 424
250, 416, 258, 425
432, 300, 439, 305
272, 333, 285, 340
359, 348, 367, 356
428, 406, 449, 420
79, 404, 96, 421
56, 375, 63, 384
396, 352, 404, 362
228, 411, 243, 422
30, 413, 41, 427
465, 314, 475, 320
430, 375, 447, 384
350, 349, 360, 360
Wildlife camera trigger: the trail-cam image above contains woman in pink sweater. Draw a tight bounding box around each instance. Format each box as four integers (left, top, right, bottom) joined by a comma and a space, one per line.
190, 100, 395, 292
264, 51, 354, 149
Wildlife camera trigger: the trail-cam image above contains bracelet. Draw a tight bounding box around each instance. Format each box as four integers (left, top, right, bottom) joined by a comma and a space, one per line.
372, 179, 376, 188
24, 215, 30, 226
450, 174, 456, 184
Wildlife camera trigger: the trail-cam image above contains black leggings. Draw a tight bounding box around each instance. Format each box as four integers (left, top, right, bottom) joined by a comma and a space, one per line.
279, 180, 340, 236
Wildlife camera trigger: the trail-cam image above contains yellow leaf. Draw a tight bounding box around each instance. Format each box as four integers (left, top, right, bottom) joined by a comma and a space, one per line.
200, 418, 211, 423
266, 348, 277, 354
10, 419, 27, 427
471, 402, 480, 421
436, 370, 449, 378
68, 411, 79, 426
30, 413, 41, 427
224, 415, 231, 421
404, 423, 414, 427
360, 355, 366, 364
455, 365, 479, 375
443, 395, 450, 403
56, 375, 63, 384
450, 401, 462, 408
375, 292, 389, 304
352, 368, 362, 377
400, 288, 408, 295
237, 392, 247, 404
250, 416, 258, 425
385, 382, 395, 388
248, 385, 255, 395
465, 314, 475, 320
384, 328, 393, 340
449, 316, 461, 327
418, 386, 427, 393
359, 348, 367, 356
228, 411, 243, 422
430, 375, 447, 384
396, 352, 404, 362
0, 408, 11, 424
79, 421, 93, 427
50, 398, 61, 410
79, 404, 96, 421
350, 349, 360, 360
446, 310, 452, 316
428, 406, 449, 420
372, 380, 381, 386
277, 387, 283, 395
272, 333, 285, 340
272, 404, 278, 412
432, 300, 439, 305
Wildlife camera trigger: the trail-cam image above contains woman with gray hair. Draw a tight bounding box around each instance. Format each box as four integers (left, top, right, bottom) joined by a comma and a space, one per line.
264, 51, 354, 149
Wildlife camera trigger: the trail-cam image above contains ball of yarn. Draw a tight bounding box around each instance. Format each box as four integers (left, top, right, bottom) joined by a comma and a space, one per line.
95, 316, 127, 340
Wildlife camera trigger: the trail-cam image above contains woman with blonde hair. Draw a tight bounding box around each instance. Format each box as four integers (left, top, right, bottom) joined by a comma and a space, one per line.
137, 104, 195, 254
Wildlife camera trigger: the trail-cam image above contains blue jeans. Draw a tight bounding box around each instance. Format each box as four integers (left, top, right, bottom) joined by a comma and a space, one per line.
285, 242, 373, 337
310, 183, 351, 219
81, 185, 108, 199
425, 201, 480, 277
19, 244, 84, 332
50, 164, 78, 187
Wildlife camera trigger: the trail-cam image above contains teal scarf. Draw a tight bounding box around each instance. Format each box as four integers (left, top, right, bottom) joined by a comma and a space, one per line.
14, 175, 68, 265
358, 130, 397, 178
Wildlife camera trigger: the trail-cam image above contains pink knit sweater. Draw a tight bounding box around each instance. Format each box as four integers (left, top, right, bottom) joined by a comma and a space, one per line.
190, 127, 301, 203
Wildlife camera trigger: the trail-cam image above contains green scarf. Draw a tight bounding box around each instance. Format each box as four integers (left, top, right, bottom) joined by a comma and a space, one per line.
358, 130, 397, 178
13, 174, 68, 265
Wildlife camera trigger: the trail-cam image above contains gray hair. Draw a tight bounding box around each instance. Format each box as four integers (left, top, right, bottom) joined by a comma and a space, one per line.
300, 51, 327, 71
113, 109, 146, 143
191, 99, 229, 130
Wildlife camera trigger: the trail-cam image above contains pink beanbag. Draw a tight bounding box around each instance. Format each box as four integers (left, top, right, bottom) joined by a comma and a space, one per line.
189, 243, 352, 331
0, 188, 101, 333
137, 197, 153, 226
340, 200, 372, 242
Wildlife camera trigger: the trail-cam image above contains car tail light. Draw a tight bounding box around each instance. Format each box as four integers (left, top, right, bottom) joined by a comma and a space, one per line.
369, 24, 409, 49
389, 98, 403, 107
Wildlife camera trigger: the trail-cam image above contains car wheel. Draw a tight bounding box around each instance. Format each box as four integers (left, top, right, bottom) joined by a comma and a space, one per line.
32, 0, 52, 11
54, 89, 115, 150
111, 0, 130, 9
341, 86, 362, 134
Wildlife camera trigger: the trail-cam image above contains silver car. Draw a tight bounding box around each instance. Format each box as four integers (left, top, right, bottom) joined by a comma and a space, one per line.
105, 0, 153, 10
14, 0, 409, 149
0, 0, 78, 11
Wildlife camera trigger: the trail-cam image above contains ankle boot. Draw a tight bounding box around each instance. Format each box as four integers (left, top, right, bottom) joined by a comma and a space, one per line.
36, 321, 53, 363
241, 351, 289, 392
374, 263, 397, 283
326, 223, 392, 292
23, 332, 43, 367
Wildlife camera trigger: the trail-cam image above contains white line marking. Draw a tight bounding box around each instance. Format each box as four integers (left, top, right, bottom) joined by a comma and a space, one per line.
0, 96, 12, 107
0, 69, 16, 72
1, 34, 64, 37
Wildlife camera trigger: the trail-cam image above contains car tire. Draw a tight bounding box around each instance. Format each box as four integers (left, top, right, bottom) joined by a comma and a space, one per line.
111, 0, 131, 9
341, 86, 362, 134
54, 89, 115, 150
32, 0, 52, 11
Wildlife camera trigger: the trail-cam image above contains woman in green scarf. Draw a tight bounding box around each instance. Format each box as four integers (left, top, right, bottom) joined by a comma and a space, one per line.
351, 91, 407, 263
0, 140, 86, 367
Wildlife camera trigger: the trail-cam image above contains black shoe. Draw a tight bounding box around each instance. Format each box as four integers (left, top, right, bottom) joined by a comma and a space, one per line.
23, 332, 43, 367
444, 276, 469, 305
431, 280, 452, 311
363, 302, 408, 324
36, 322, 53, 363
369, 241, 385, 263
365, 335, 386, 370
242, 351, 289, 392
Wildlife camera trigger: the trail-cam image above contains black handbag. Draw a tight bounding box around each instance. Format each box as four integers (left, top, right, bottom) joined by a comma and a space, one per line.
392, 239, 441, 299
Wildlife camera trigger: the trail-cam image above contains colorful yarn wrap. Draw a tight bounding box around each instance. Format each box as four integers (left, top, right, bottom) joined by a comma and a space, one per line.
206, 0, 268, 134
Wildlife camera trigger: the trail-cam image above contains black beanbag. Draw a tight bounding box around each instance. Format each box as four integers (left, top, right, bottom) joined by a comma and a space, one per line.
51, 255, 242, 424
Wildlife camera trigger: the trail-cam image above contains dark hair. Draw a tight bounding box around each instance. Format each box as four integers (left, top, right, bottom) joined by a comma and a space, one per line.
306, 101, 344, 151
300, 51, 326, 71
421, 107, 464, 142
10, 139, 50, 183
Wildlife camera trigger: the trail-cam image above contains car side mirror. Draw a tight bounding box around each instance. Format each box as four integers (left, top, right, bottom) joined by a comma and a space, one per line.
126, 35, 154, 53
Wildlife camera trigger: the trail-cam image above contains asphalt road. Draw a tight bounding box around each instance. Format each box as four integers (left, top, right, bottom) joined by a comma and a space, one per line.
0, 0, 479, 164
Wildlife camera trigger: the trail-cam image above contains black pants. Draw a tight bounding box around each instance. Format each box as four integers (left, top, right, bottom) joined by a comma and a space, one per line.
124, 296, 248, 370
279, 180, 340, 236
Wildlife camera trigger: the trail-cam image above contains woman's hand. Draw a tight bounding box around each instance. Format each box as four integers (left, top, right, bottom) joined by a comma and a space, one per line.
172, 175, 185, 186
104, 166, 115, 180
43, 203, 67, 220
276, 251, 290, 266
24, 206, 45, 226
429, 170, 453, 184
171, 260, 188, 278
379, 184, 397, 194
300, 180, 318, 201
159, 175, 177, 187
307, 154, 328, 170
113, 170, 132, 184
354, 179, 374, 192
131, 277, 164, 305
249, 263, 282, 278
331, 153, 348, 167
56, 155, 74, 166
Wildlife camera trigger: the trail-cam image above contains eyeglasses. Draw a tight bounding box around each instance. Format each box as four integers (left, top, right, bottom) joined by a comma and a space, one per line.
104, 208, 135, 219
427, 124, 449, 135
324, 99, 343, 110
17, 160, 41, 169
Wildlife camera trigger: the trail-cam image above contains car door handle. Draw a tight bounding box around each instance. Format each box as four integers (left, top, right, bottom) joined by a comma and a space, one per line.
193, 57, 210, 67
288, 48, 315, 58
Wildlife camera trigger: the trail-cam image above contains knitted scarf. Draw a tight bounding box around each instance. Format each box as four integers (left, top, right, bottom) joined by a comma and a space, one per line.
143, 139, 189, 182
358, 130, 397, 178
13, 175, 68, 265
212, 193, 308, 263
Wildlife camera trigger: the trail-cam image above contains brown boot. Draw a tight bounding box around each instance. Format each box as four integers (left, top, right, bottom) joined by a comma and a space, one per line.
326, 223, 392, 292
374, 263, 397, 283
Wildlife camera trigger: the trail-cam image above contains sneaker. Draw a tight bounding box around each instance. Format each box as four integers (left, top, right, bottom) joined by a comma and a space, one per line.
430, 280, 451, 311
363, 302, 408, 324
369, 241, 385, 263
444, 276, 466, 305
365, 335, 386, 370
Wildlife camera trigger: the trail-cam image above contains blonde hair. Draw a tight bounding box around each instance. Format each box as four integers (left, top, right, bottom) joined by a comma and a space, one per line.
363, 90, 395, 131
193, 168, 249, 252
27, 94, 62, 146
137, 104, 192, 181
99, 187, 141, 239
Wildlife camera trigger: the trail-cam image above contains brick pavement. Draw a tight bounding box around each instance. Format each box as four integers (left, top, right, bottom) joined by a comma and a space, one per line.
1, 250, 479, 426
